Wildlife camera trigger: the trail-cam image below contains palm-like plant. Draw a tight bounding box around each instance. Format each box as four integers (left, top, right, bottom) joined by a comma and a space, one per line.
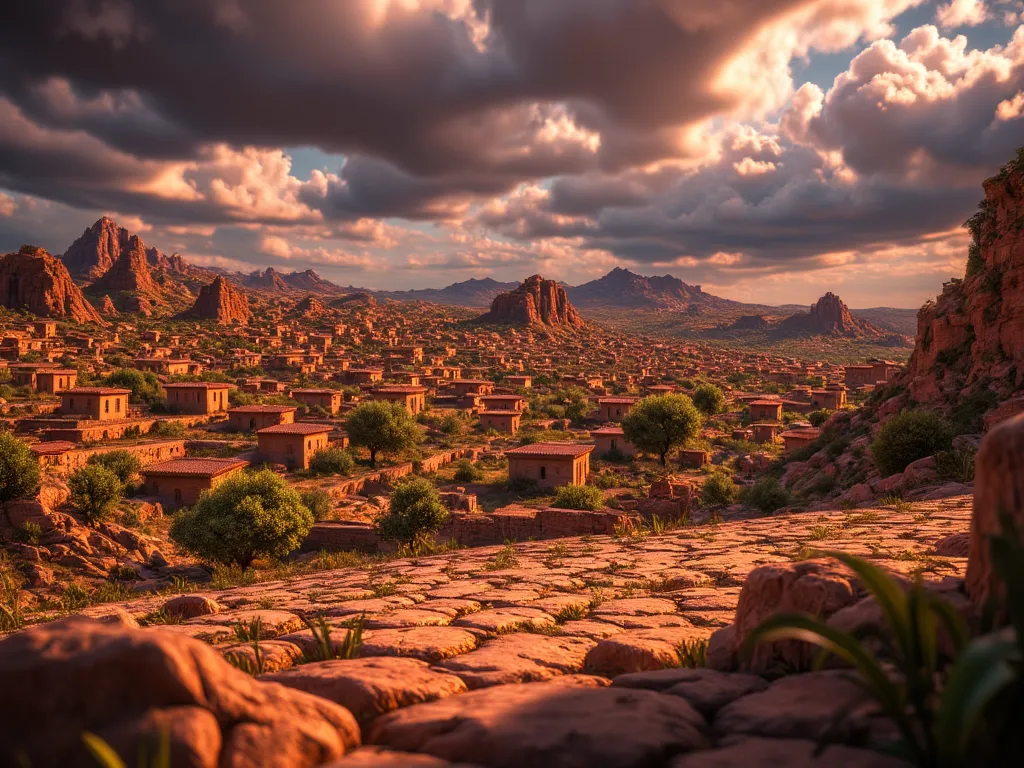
745, 519, 1024, 767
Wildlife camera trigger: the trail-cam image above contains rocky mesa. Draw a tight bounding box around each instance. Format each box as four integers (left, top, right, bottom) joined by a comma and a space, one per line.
177, 276, 252, 324
476, 274, 584, 328
777, 292, 894, 340
0, 245, 105, 324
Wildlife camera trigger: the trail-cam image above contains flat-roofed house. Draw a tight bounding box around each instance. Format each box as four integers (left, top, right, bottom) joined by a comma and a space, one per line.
781, 427, 822, 455
590, 426, 635, 457
810, 388, 847, 411
506, 375, 532, 389
141, 457, 249, 508
479, 394, 527, 412
506, 442, 594, 489
451, 379, 494, 397
164, 382, 231, 416
373, 385, 427, 415
749, 400, 783, 422
479, 410, 522, 435
60, 387, 131, 421
257, 423, 331, 469
290, 388, 343, 415
597, 396, 637, 423
228, 405, 297, 432
35, 369, 77, 394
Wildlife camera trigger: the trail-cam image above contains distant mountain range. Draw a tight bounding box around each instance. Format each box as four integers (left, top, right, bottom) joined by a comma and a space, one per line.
374, 277, 519, 307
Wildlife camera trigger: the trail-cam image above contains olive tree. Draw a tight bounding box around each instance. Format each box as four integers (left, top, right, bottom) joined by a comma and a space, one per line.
692, 383, 726, 416
621, 394, 703, 466
170, 469, 313, 569
69, 465, 123, 526
376, 478, 449, 545
346, 401, 422, 467
0, 431, 41, 507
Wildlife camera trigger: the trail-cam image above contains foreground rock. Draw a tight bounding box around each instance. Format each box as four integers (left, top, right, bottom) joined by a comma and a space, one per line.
0, 617, 360, 767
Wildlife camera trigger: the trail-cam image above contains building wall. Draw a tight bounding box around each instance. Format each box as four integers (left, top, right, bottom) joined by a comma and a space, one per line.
508, 454, 589, 488
228, 410, 293, 431
61, 393, 126, 421
480, 414, 520, 434
258, 431, 329, 469
144, 469, 240, 508
167, 387, 228, 415
594, 434, 635, 457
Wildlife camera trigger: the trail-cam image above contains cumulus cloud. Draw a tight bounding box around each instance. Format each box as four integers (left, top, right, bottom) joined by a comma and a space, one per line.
936, 0, 990, 28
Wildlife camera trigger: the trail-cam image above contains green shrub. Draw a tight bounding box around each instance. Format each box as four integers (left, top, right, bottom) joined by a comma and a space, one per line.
935, 447, 977, 483
452, 459, 483, 483
692, 384, 726, 416
308, 447, 355, 476
150, 420, 186, 438
103, 368, 162, 404
345, 401, 422, 467
87, 450, 142, 485
808, 409, 832, 427
701, 472, 736, 506
741, 477, 790, 514
170, 469, 313, 569
0, 431, 41, 505
68, 465, 123, 526
552, 484, 605, 510
375, 478, 449, 545
506, 476, 542, 496
301, 489, 334, 521
622, 394, 704, 466
871, 410, 954, 477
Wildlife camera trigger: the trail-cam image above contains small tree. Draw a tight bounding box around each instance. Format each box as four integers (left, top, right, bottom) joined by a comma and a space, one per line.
808, 409, 832, 427
103, 368, 162, 404
346, 401, 422, 467
301, 489, 334, 521
621, 394, 704, 466
553, 484, 605, 511
68, 465, 122, 526
376, 478, 449, 545
871, 410, 955, 477
741, 477, 790, 514
452, 459, 483, 483
0, 431, 41, 507
308, 447, 355, 477
692, 383, 726, 416
701, 472, 736, 506
87, 450, 142, 485
170, 469, 313, 569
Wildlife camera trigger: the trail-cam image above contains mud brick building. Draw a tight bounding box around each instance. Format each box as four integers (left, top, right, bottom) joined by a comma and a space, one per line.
257, 423, 331, 469
506, 442, 594, 489
141, 457, 249, 507
164, 382, 231, 416
227, 405, 297, 432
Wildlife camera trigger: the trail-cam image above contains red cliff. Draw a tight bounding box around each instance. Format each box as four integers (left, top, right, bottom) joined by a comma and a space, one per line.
778, 292, 889, 338
178, 276, 251, 324
476, 275, 584, 328
0, 246, 104, 324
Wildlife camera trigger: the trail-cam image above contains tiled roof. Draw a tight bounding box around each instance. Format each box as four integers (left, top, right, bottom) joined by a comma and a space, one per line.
374, 386, 427, 394
590, 426, 624, 435
142, 457, 248, 477
229, 405, 297, 413
598, 397, 637, 404
163, 382, 232, 389
62, 387, 131, 395
478, 410, 522, 417
290, 389, 338, 395
505, 442, 595, 458
749, 400, 783, 407
257, 423, 332, 435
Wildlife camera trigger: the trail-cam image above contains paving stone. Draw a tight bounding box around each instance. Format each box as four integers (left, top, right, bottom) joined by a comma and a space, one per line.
438, 633, 596, 689
558, 619, 626, 640
452, 607, 555, 634
668, 737, 909, 767
218, 640, 304, 673
584, 627, 712, 677
368, 679, 709, 768
359, 627, 479, 663
186, 609, 304, 639
364, 610, 453, 629
264, 657, 466, 728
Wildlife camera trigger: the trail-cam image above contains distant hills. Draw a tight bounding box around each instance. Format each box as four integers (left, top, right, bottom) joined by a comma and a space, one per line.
566, 267, 737, 311
375, 277, 519, 307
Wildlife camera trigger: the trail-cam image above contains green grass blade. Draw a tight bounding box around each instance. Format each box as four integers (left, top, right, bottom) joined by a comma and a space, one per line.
825, 550, 912, 656
81, 733, 128, 768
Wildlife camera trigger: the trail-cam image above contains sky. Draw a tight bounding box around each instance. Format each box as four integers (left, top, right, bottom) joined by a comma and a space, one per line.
0, 0, 1023, 308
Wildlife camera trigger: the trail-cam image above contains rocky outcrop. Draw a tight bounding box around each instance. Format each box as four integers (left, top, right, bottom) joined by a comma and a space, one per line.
330, 291, 377, 308
0, 617, 360, 767
567, 267, 718, 310
901, 153, 1024, 420
777, 293, 889, 339
98, 295, 119, 316
178, 276, 251, 323
61, 216, 131, 279
727, 315, 770, 331
476, 275, 584, 327
90, 235, 158, 295
0, 246, 104, 324
293, 296, 326, 318
245, 267, 290, 293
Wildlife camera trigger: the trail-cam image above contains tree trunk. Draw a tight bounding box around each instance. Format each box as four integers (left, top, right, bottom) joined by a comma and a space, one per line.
369, 448, 377, 468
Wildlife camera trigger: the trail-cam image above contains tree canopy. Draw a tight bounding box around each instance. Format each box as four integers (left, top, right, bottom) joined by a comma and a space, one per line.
345, 401, 422, 467
621, 394, 703, 466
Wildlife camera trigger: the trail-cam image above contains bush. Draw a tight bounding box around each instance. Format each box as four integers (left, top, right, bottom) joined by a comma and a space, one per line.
622, 394, 704, 466
87, 450, 142, 485
506, 476, 542, 496
308, 447, 355, 477
452, 459, 483, 483
150, 420, 186, 438
552, 484, 605, 510
375, 478, 449, 545
741, 477, 790, 514
104, 368, 162, 404
170, 469, 313, 569
701, 472, 736, 506
301, 489, 334, 521
808, 409, 832, 427
871, 410, 955, 477
692, 384, 726, 416
346, 401, 422, 467
0, 431, 41, 505
69, 465, 123, 526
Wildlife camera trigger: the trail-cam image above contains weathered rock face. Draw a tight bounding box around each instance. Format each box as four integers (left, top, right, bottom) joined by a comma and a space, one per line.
179, 276, 251, 323
778, 293, 888, 339
728, 315, 770, 331
476, 275, 584, 327
901, 156, 1024, 420
0, 246, 104, 324
91, 235, 158, 295
61, 216, 130, 279
99, 294, 119, 316
246, 267, 290, 293
294, 295, 325, 318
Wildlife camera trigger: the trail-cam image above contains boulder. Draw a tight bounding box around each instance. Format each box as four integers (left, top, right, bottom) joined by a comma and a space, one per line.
0, 617, 360, 767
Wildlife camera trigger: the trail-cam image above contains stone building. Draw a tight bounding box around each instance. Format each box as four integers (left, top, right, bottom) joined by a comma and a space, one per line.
60, 387, 130, 421
479, 410, 522, 435
372, 385, 427, 415
35, 368, 77, 394
597, 397, 637, 423
141, 457, 249, 508
290, 389, 343, 415
749, 400, 783, 422
505, 442, 594, 489
590, 426, 635, 457
227, 405, 297, 432
257, 423, 331, 469
164, 382, 231, 416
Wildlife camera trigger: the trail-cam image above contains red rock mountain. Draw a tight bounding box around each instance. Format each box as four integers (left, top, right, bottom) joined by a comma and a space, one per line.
90, 235, 159, 295
567, 267, 720, 310
476, 275, 585, 327
62, 216, 189, 279
778, 292, 889, 338
178, 276, 251, 323
0, 246, 104, 324
900, 151, 1024, 428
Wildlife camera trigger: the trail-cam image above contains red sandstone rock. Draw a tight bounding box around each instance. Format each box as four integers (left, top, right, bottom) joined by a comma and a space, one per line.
0, 245, 104, 324
0, 617, 360, 767
91, 234, 160, 295
778, 292, 891, 339
476, 275, 584, 328
163, 595, 225, 620
62, 216, 132, 279
179, 276, 252, 323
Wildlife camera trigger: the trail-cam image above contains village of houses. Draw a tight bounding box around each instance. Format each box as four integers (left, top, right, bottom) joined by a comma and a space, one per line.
0, 292, 909, 622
